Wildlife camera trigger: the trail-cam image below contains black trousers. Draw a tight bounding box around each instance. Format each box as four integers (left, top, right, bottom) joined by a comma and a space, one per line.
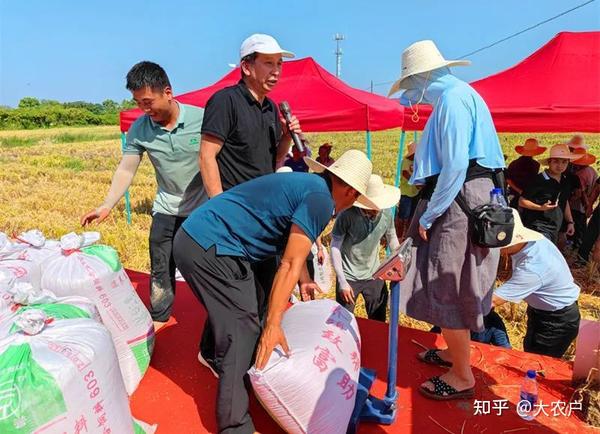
579, 206, 600, 261
199, 255, 277, 363
336, 279, 388, 322
174, 230, 259, 434
149, 212, 186, 322
524, 302, 580, 358
570, 209, 587, 248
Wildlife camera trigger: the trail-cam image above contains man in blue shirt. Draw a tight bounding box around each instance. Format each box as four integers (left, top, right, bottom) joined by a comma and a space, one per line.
173, 150, 382, 434
493, 209, 581, 358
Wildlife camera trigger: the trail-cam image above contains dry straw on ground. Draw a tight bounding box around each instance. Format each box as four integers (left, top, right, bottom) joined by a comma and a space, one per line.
0, 126, 598, 356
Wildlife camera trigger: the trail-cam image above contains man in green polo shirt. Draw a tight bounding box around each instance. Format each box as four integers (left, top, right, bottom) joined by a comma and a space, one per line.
81, 61, 205, 329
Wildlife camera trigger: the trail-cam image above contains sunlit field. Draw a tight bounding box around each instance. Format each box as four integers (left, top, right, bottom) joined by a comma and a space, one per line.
1, 126, 598, 356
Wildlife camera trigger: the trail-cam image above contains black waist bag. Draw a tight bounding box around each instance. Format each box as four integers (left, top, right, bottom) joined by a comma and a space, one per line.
455, 195, 515, 248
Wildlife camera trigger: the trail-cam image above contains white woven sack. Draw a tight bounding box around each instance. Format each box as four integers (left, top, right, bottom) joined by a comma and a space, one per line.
0, 310, 144, 434
40, 234, 154, 395
249, 299, 361, 434
311, 245, 333, 295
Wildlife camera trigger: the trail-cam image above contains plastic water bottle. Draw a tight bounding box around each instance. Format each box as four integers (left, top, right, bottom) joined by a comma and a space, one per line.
490, 187, 508, 207
518, 370, 538, 420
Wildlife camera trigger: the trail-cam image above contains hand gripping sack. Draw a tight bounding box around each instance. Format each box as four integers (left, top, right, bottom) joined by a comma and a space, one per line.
0, 309, 155, 434
249, 299, 362, 434
41, 233, 154, 395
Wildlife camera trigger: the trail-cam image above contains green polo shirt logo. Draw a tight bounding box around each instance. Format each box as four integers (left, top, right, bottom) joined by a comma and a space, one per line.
189, 137, 199, 145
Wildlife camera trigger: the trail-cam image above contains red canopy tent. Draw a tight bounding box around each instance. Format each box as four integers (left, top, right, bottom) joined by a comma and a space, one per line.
401, 31, 600, 132
119, 57, 404, 133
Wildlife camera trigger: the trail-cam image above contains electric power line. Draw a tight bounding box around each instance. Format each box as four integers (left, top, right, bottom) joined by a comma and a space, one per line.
368, 0, 597, 90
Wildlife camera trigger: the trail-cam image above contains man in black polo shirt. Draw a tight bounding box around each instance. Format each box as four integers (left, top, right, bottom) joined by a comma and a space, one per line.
198, 34, 301, 374
519, 144, 579, 244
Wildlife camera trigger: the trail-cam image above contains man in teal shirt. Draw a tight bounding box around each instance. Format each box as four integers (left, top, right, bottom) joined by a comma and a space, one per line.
81, 61, 205, 328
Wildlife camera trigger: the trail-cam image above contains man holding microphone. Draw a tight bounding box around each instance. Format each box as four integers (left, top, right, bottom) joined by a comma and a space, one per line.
198, 34, 302, 374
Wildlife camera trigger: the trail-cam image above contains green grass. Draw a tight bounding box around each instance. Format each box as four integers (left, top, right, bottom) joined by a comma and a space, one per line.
0, 130, 121, 148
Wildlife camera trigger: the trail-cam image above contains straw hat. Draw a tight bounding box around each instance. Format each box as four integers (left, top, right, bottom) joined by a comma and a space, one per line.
407, 141, 416, 157
388, 40, 471, 96
515, 138, 546, 157
504, 209, 544, 248
538, 143, 580, 165
304, 149, 379, 210
568, 134, 588, 150
354, 175, 401, 210
571, 148, 597, 166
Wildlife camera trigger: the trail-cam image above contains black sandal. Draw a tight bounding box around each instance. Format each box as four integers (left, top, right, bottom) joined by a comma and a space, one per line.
417, 349, 453, 368
419, 376, 475, 401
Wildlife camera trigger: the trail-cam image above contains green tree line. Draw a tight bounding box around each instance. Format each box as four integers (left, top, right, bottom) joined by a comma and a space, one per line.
0, 97, 138, 129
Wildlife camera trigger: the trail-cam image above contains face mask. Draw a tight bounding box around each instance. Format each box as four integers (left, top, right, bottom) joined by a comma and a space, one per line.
398, 72, 431, 123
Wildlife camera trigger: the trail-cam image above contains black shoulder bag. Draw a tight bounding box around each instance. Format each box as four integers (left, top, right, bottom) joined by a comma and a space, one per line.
454, 170, 515, 248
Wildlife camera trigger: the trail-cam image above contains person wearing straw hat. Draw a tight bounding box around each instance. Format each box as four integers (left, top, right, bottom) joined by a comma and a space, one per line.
316, 142, 335, 167
330, 174, 401, 322
568, 134, 588, 151
519, 143, 580, 244
574, 149, 600, 268
396, 141, 420, 239
173, 149, 377, 434
492, 209, 581, 358
506, 138, 546, 208
198, 34, 301, 376
389, 40, 505, 400
568, 148, 597, 249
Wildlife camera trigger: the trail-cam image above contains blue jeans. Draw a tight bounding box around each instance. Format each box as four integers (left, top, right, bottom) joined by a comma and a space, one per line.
430, 310, 512, 349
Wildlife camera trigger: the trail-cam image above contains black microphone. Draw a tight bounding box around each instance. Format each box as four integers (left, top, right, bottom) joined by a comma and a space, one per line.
278, 101, 304, 152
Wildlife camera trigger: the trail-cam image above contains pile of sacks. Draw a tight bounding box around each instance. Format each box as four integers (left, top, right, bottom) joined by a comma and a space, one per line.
0, 230, 155, 433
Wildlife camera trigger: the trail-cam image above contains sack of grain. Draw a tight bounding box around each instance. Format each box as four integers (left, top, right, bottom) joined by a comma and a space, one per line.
0, 309, 155, 434
41, 232, 154, 394
249, 299, 361, 434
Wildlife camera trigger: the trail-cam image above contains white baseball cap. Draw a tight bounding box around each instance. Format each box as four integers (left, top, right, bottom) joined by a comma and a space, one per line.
240, 34, 295, 60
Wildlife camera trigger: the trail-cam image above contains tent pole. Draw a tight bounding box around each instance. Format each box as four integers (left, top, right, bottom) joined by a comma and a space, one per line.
413, 131, 418, 143
394, 130, 406, 188
121, 132, 132, 225
366, 130, 372, 160
390, 129, 406, 243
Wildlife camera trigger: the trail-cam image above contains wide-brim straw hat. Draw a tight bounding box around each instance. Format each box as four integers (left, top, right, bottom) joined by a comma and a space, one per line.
568, 134, 588, 150
304, 149, 379, 210
515, 138, 546, 157
388, 40, 471, 96
354, 174, 401, 210
571, 148, 597, 166
505, 209, 544, 248
406, 141, 416, 157
538, 143, 581, 165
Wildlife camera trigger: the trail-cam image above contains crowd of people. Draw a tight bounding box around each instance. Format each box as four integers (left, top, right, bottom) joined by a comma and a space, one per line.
79, 33, 591, 433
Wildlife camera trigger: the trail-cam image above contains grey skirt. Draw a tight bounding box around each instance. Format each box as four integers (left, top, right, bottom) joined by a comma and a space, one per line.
399, 177, 499, 332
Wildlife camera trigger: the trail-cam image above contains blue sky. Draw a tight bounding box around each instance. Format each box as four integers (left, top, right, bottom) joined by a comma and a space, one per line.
1, 0, 598, 107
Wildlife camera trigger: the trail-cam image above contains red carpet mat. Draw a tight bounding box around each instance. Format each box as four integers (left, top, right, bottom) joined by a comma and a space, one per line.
127, 270, 593, 433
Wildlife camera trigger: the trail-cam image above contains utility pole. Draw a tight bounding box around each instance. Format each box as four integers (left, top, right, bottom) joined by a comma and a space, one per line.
334, 33, 345, 78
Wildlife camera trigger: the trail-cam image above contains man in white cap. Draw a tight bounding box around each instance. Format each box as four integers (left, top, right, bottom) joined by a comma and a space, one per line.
198, 34, 301, 373
492, 210, 581, 358
331, 174, 401, 321
389, 40, 505, 400
173, 150, 377, 434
